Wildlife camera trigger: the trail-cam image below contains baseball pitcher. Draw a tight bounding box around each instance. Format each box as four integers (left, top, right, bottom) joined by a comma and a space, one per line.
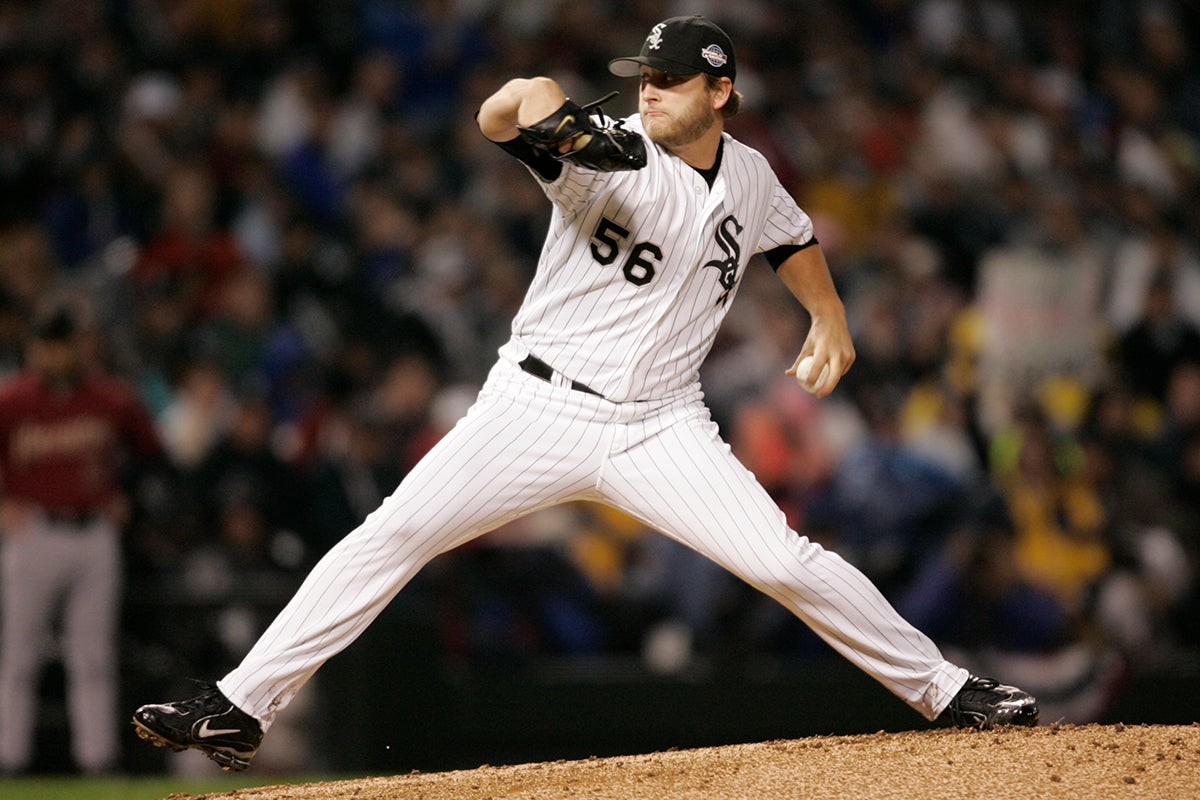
134, 16, 1037, 771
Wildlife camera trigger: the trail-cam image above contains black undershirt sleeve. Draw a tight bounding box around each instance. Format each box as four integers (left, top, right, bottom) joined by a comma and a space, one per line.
763, 238, 820, 271
493, 135, 563, 182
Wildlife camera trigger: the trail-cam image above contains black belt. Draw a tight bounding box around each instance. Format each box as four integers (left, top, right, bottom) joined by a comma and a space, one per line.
519, 355, 602, 397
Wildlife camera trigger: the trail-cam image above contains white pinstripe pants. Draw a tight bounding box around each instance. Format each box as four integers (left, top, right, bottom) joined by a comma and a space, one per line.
219, 357, 967, 729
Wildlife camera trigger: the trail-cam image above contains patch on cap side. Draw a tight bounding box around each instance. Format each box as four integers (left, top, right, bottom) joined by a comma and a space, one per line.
701, 44, 728, 69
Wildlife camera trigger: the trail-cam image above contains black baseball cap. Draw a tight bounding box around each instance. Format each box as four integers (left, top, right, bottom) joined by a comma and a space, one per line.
609, 15, 736, 82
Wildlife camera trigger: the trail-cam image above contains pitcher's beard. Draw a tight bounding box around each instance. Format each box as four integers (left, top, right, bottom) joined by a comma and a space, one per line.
644, 97, 717, 149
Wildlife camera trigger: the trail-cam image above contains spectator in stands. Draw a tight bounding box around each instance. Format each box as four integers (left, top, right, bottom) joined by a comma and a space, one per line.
134, 162, 247, 321
991, 403, 1110, 616
1118, 270, 1200, 403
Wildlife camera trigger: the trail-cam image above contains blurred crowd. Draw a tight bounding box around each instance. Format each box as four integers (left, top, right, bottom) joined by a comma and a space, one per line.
2, 0, 1199, 729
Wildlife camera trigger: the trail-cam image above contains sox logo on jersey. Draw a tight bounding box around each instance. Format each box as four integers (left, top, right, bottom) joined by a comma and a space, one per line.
704, 214, 744, 306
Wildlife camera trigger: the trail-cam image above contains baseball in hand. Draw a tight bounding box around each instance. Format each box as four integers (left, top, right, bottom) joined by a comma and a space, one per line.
796, 355, 830, 393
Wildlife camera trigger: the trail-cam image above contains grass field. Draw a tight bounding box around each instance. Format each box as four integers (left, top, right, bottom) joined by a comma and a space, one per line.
0, 774, 332, 800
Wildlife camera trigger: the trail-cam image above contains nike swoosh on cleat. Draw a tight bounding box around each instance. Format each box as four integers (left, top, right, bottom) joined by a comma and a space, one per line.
197, 718, 242, 738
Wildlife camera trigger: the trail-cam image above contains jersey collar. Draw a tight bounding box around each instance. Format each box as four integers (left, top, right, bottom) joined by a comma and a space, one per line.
691, 137, 724, 188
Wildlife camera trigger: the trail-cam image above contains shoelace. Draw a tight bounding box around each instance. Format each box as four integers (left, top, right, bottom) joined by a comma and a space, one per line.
965, 677, 999, 692
176, 679, 227, 713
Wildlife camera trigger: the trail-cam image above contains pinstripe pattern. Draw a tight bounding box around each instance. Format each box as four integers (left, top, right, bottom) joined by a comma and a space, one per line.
600, 410, 966, 715
218, 114, 970, 731
220, 361, 965, 728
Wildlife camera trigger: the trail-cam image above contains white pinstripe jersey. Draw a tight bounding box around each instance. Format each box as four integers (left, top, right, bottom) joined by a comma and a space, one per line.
497, 113, 815, 403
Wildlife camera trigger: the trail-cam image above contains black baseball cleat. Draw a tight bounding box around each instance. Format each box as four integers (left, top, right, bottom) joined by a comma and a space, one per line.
132, 681, 263, 771
940, 675, 1040, 730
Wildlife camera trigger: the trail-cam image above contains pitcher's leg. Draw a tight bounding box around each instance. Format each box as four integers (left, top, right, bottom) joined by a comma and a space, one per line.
219, 391, 606, 727
603, 413, 967, 719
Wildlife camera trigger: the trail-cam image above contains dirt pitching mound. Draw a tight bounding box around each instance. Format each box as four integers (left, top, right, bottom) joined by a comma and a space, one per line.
167, 723, 1199, 800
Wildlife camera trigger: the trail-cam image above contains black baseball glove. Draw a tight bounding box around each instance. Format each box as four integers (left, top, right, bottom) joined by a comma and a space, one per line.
517, 91, 647, 172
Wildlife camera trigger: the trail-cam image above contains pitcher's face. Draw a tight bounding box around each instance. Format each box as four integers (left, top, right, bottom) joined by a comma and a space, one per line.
638, 69, 719, 149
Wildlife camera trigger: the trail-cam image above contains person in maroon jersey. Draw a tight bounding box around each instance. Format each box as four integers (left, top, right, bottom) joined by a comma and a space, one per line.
0, 303, 162, 774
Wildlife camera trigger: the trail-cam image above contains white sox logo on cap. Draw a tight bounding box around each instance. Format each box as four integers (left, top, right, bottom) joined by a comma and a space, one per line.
647, 22, 665, 50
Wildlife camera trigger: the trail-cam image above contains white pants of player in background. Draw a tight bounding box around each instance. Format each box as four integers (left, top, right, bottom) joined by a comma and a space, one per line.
220, 356, 969, 730
0, 515, 121, 773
